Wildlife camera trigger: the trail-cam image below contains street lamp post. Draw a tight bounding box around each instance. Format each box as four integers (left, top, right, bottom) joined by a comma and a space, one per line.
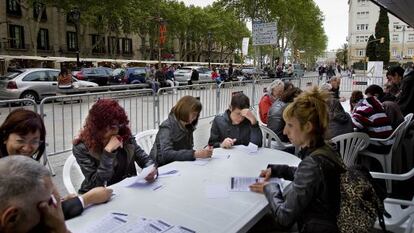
207, 31, 212, 68
69, 9, 81, 68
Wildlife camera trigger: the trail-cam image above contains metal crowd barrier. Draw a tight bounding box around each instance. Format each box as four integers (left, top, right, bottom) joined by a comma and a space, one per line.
39, 89, 156, 157
217, 80, 255, 113
0, 99, 37, 122
157, 82, 224, 123
340, 75, 384, 93
0, 75, 386, 162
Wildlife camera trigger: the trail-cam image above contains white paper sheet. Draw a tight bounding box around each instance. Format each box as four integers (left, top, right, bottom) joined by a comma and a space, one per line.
118, 164, 156, 187
212, 153, 230, 159
229, 177, 261, 192
158, 169, 180, 178
137, 164, 155, 180
80, 213, 193, 233
229, 177, 284, 192
114, 218, 172, 233
118, 177, 164, 191
233, 143, 258, 154
246, 142, 258, 153
82, 213, 128, 233
164, 226, 196, 233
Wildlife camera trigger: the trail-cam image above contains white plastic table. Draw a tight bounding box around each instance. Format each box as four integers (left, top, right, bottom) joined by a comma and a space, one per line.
66, 147, 301, 233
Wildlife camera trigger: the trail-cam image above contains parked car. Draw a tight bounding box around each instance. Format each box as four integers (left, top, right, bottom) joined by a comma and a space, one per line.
0, 68, 97, 102
241, 67, 267, 79
72, 77, 98, 88
174, 66, 213, 84
111, 67, 148, 85
110, 68, 126, 84
74, 67, 111, 86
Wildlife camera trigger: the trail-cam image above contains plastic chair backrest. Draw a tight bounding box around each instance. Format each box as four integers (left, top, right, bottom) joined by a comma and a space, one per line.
260, 125, 286, 149
62, 154, 84, 194
331, 132, 370, 166
135, 129, 158, 154
404, 113, 413, 123
390, 116, 412, 152
256, 107, 267, 126
370, 168, 414, 233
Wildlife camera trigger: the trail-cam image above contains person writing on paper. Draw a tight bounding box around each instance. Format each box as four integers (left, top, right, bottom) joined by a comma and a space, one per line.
73, 99, 157, 193
150, 96, 212, 166
0, 108, 112, 220
249, 87, 345, 233
0, 156, 69, 233
208, 93, 262, 148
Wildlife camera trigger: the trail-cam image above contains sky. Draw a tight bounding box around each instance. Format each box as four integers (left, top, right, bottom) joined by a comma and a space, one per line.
181, 0, 348, 51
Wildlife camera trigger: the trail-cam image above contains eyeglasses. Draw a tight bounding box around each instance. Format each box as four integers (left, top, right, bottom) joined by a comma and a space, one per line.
15, 139, 43, 147
109, 123, 127, 129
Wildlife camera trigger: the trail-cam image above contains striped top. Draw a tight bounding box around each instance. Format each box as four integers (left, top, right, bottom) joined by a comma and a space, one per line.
351, 96, 393, 139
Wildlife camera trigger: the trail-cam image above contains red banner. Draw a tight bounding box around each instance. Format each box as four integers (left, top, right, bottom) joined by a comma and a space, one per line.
159, 24, 167, 45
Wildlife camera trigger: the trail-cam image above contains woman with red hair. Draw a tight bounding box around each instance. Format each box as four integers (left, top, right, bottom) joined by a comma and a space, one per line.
73, 99, 157, 193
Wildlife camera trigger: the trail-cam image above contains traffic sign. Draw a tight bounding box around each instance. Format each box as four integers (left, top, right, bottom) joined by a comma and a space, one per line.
252, 21, 277, 46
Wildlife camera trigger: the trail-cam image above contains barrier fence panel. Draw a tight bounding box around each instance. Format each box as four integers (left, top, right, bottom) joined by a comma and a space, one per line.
253, 79, 275, 106
217, 80, 255, 114
157, 83, 219, 123
297, 76, 319, 90
0, 99, 37, 124
40, 89, 156, 156
3, 74, 386, 159
340, 75, 384, 93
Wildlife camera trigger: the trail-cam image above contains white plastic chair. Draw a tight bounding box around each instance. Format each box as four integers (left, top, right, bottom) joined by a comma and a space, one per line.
371, 168, 414, 233
260, 125, 294, 151
63, 154, 84, 194
360, 113, 413, 193
331, 132, 370, 167
256, 107, 267, 126
135, 129, 158, 154
405, 113, 414, 123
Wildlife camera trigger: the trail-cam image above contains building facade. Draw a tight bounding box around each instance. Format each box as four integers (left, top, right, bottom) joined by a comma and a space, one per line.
348, 0, 414, 66
316, 50, 338, 65
0, 0, 232, 65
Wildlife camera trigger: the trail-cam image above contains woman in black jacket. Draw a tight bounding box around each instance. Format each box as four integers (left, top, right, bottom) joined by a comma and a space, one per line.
0, 108, 112, 220
150, 96, 212, 166
73, 99, 157, 193
250, 87, 346, 233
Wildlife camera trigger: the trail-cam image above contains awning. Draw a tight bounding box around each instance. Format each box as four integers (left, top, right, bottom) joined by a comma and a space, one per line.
370, 0, 414, 27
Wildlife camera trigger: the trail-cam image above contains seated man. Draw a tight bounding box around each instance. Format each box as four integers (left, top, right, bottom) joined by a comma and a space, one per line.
0, 156, 69, 233
364, 84, 404, 130
350, 90, 393, 139
208, 93, 262, 148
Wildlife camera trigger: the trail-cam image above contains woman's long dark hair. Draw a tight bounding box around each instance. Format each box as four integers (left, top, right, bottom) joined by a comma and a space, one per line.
73, 99, 131, 154
0, 109, 46, 160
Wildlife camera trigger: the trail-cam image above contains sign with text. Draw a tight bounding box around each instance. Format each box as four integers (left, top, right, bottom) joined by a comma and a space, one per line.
252, 21, 277, 46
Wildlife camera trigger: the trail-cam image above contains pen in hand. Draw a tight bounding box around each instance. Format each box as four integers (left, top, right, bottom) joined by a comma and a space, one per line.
103, 181, 107, 188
